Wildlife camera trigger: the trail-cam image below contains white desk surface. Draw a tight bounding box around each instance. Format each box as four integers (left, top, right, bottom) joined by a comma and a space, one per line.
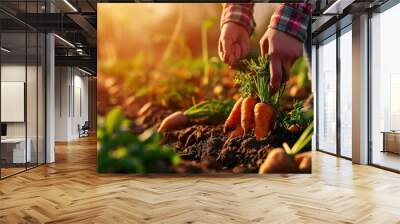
1, 138, 29, 143
1, 137, 32, 163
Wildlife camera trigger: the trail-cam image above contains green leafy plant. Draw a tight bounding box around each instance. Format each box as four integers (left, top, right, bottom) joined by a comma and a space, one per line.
252, 60, 285, 107
97, 107, 181, 173
201, 18, 216, 85
184, 99, 235, 122
253, 71, 269, 102
234, 70, 256, 97
233, 58, 259, 97
282, 101, 312, 129
156, 74, 198, 108
291, 57, 311, 88
234, 57, 284, 103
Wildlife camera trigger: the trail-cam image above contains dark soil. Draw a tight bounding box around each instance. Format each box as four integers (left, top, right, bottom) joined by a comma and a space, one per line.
127, 102, 307, 173
161, 124, 303, 173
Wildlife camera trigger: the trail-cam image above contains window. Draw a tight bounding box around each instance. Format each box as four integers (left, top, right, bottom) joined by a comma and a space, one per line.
370, 3, 400, 171
317, 36, 337, 154
339, 27, 352, 158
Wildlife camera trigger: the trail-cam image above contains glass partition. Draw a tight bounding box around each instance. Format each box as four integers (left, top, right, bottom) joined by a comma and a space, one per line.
26, 0, 43, 169
1, 30, 28, 177
27, 30, 38, 169
0, 2, 46, 179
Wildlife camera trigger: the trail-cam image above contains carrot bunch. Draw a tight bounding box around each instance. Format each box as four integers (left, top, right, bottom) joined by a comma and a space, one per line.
259, 123, 313, 173
224, 57, 284, 140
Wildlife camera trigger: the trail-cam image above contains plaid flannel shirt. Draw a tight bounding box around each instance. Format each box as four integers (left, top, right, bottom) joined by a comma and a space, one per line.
221, 2, 312, 42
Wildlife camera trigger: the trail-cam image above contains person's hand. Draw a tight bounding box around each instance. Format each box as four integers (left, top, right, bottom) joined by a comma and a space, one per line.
259, 28, 303, 94
219, 22, 250, 68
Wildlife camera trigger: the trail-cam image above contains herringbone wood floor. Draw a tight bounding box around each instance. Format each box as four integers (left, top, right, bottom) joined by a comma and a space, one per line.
0, 136, 399, 224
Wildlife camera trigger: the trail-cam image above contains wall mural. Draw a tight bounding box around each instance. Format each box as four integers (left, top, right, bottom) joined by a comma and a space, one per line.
97, 3, 313, 174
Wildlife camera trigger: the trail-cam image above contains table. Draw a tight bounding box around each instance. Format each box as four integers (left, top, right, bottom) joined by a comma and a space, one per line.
381, 131, 400, 154
1, 138, 32, 163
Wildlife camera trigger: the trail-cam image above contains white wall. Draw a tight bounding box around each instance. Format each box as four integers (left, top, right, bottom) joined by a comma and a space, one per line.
55, 67, 89, 141
55, 67, 69, 141
1, 65, 36, 138
72, 73, 89, 138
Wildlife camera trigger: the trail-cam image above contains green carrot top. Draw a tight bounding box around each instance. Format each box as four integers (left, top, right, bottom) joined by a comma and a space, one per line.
235, 56, 284, 107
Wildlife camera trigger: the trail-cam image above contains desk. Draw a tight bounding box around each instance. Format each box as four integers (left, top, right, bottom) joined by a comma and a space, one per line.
381, 131, 400, 154
1, 138, 31, 163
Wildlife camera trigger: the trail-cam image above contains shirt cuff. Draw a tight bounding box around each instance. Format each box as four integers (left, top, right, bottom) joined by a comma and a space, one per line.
220, 3, 256, 35
269, 4, 311, 42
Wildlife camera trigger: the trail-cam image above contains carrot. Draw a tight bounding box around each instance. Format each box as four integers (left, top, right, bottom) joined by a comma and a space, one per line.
224, 97, 243, 133
137, 102, 153, 117
258, 148, 297, 174
251, 62, 280, 140
158, 111, 189, 132
288, 124, 300, 133
241, 96, 257, 134
259, 124, 314, 174
254, 102, 275, 140
294, 152, 307, 166
298, 155, 312, 172
294, 152, 312, 173
230, 126, 244, 138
